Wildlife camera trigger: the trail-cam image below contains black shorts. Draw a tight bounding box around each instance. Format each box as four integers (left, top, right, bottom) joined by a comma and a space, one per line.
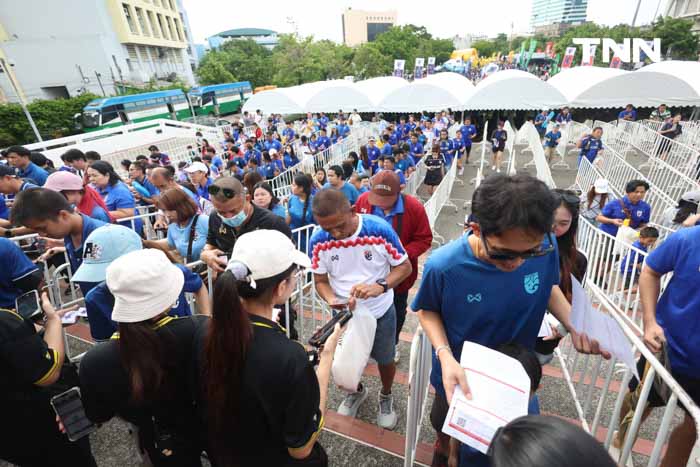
430, 391, 450, 433
629, 356, 700, 414
464, 145, 472, 156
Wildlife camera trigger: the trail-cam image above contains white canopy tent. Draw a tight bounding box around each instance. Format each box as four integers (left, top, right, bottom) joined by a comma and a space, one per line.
465, 69, 567, 111
548, 67, 627, 105
241, 88, 305, 115
637, 60, 700, 99
379, 72, 474, 112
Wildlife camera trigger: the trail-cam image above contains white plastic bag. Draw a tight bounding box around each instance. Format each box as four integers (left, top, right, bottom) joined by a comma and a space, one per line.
613, 225, 638, 255
331, 304, 376, 392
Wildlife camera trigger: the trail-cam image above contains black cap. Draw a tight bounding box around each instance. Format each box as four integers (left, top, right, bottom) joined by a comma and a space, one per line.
0, 164, 18, 177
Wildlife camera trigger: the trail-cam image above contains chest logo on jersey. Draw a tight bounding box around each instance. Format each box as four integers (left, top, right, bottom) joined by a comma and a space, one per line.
636, 210, 643, 217
467, 293, 482, 303
364, 250, 373, 261
524, 272, 539, 295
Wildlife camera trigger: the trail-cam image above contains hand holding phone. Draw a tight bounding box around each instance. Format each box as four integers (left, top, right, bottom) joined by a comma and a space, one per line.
51, 387, 96, 442
308, 308, 352, 348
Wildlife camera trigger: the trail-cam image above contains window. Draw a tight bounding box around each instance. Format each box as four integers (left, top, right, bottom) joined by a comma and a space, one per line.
166, 16, 176, 40
157, 14, 169, 39
148, 11, 160, 38
366, 23, 392, 42
169, 0, 175, 10
135, 7, 150, 36
122, 4, 138, 34
173, 18, 183, 41
126, 45, 138, 60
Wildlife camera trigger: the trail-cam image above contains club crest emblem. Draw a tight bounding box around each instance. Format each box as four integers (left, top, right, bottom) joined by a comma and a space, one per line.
364, 250, 373, 261
524, 272, 539, 295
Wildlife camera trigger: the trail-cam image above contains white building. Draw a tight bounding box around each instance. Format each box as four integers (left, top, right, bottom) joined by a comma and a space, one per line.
0, 0, 195, 103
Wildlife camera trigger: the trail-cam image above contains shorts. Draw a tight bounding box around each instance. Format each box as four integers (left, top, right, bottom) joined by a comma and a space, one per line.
370, 304, 397, 366
544, 146, 558, 160
629, 355, 700, 414
464, 145, 472, 156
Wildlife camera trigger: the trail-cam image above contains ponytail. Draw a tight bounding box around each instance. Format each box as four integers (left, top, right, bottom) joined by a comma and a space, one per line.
118, 320, 170, 403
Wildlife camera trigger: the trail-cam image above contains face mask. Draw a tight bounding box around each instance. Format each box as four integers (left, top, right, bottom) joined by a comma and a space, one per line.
218, 209, 247, 228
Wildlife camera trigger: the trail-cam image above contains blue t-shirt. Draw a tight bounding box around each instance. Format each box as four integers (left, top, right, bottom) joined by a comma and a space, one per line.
316, 136, 332, 151
324, 182, 359, 205
64, 214, 107, 295
460, 124, 477, 147
544, 131, 561, 148
0, 238, 38, 308
620, 240, 647, 275
196, 177, 214, 201
336, 124, 350, 138
381, 144, 393, 157
556, 112, 572, 124
439, 139, 454, 165
367, 146, 381, 163
261, 163, 276, 179
371, 193, 404, 226
167, 214, 209, 262
270, 203, 286, 219
211, 155, 224, 170
599, 196, 651, 237
288, 194, 314, 229
409, 142, 424, 162
411, 232, 560, 396
84, 264, 203, 340
0, 195, 8, 220
578, 136, 603, 163
264, 139, 282, 153
18, 162, 48, 186
98, 182, 142, 233
245, 150, 262, 165
618, 109, 637, 120
283, 152, 299, 168
381, 168, 406, 186
644, 226, 700, 377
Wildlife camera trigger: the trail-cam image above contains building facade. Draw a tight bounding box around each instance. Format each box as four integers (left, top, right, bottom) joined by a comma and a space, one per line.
342, 8, 397, 47
530, 0, 588, 34
207, 28, 279, 51
665, 0, 700, 34
0, 0, 195, 103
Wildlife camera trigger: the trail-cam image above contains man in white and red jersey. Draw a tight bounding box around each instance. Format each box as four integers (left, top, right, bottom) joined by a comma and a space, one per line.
309, 188, 411, 430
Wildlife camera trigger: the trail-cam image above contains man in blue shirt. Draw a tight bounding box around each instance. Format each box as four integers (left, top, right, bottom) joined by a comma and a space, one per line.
318, 112, 329, 129
244, 142, 262, 165
324, 164, 359, 206
263, 132, 282, 153
460, 118, 477, 168
6, 145, 48, 186
534, 110, 549, 137
411, 173, 609, 465
316, 129, 332, 152
0, 164, 39, 198
438, 129, 454, 168
408, 134, 424, 164
543, 123, 562, 164
336, 118, 350, 138
282, 122, 295, 143
577, 126, 604, 166
0, 237, 41, 309
366, 137, 381, 170
185, 161, 214, 201
128, 160, 160, 205
555, 107, 572, 125
597, 179, 651, 237
618, 104, 637, 121
641, 226, 700, 467
381, 156, 406, 189
11, 188, 107, 297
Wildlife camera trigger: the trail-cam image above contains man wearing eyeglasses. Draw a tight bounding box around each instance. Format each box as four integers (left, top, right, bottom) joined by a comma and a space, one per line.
200, 177, 291, 274
412, 173, 610, 467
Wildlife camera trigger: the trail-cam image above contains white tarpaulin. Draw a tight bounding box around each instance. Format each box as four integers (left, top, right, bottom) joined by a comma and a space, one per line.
466, 69, 567, 111
379, 72, 474, 112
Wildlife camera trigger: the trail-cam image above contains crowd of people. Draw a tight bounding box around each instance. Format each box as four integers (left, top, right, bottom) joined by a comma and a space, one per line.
0, 105, 698, 467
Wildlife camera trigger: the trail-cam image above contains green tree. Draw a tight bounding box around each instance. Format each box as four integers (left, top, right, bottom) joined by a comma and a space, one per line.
353, 42, 391, 79
651, 16, 699, 60
196, 39, 274, 87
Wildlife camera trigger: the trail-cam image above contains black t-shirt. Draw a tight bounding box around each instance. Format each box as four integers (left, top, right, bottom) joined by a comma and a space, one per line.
206, 204, 292, 256
79, 315, 208, 436
0, 308, 59, 399
193, 314, 323, 466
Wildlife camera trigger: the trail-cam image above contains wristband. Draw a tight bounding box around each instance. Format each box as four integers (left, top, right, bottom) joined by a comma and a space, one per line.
435, 344, 452, 360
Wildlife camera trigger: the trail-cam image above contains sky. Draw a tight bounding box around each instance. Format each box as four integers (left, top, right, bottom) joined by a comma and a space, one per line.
182, 0, 665, 45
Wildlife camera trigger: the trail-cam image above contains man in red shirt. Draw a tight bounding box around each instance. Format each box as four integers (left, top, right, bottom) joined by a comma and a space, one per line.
355, 171, 433, 361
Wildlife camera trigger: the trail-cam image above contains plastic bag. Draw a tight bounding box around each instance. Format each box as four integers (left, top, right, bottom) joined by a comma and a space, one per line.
613, 225, 638, 255
331, 304, 376, 392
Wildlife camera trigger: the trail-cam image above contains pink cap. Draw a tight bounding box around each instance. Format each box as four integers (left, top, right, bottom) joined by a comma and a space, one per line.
44, 171, 84, 192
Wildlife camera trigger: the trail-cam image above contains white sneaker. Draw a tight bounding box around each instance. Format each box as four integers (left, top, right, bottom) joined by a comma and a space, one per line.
394, 348, 400, 363
337, 384, 368, 418
458, 167, 464, 175
377, 391, 398, 430
491, 165, 496, 170
496, 168, 501, 173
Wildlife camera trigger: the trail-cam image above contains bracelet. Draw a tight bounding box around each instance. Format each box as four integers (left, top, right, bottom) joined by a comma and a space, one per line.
435, 344, 452, 360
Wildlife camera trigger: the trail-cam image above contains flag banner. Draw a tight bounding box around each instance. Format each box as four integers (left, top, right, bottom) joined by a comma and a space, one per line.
393, 59, 405, 78
582, 44, 597, 66
545, 41, 554, 58
427, 56, 436, 75
561, 46, 576, 69
414, 57, 425, 80
524, 40, 537, 68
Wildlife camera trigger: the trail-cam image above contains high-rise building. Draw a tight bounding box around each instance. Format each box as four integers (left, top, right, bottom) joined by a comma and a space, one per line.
664, 0, 700, 34
530, 0, 588, 35
342, 8, 397, 47
0, 0, 195, 103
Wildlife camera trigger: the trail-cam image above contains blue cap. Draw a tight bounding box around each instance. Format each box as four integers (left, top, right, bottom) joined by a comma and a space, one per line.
71, 225, 142, 283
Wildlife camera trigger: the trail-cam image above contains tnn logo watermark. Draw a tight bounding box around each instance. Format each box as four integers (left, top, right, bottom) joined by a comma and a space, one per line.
572, 38, 661, 63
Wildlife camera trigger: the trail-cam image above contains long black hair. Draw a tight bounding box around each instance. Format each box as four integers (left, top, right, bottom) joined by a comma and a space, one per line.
203, 264, 295, 464
489, 415, 616, 467
552, 189, 581, 302
89, 160, 122, 186
293, 173, 312, 223
672, 198, 699, 225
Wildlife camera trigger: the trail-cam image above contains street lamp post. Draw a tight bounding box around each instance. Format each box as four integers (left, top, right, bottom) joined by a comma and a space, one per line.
0, 57, 43, 142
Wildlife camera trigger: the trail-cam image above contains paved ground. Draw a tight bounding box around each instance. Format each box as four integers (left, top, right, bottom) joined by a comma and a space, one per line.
2, 139, 676, 467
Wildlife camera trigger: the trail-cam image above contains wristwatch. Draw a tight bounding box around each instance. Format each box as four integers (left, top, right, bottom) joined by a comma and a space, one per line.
376, 279, 388, 293
4, 229, 12, 238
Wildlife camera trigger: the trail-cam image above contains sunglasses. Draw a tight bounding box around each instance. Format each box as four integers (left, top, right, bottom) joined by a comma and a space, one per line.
207, 185, 238, 199
481, 232, 555, 261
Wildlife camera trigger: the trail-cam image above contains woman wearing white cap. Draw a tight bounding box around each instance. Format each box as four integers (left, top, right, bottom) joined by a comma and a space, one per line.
661, 190, 700, 229
78, 249, 208, 466
580, 179, 610, 226
196, 229, 343, 466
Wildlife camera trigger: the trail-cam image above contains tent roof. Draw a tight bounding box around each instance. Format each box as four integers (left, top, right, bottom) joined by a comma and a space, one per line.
466, 69, 567, 110
379, 72, 474, 112
547, 67, 628, 103
638, 60, 700, 97
305, 81, 374, 113
241, 89, 304, 115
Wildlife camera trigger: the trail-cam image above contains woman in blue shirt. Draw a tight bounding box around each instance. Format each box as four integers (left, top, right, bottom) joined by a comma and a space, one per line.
252, 182, 286, 218
87, 161, 142, 232
146, 188, 209, 263
286, 174, 315, 253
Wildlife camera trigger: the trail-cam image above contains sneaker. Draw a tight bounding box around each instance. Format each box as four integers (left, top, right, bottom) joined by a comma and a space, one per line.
377, 391, 398, 430
458, 167, 464, 175
491, 165, 496, 170
394, 348, 400, 363
337, 384, 368, 418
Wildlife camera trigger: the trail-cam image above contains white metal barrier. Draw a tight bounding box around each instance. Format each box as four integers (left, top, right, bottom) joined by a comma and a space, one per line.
520, 121, 556, 188
504, 121, 517, 175
403, 326, 433, 467
423, 154, 459, 244
404, 159, 427, 198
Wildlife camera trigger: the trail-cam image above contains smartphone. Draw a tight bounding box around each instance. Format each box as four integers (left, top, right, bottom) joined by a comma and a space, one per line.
308, 308, 353, 348
15, 290, 43, 321
50, 387, 96, 442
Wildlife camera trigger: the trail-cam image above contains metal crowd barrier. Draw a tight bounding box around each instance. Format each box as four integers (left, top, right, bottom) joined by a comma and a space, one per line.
423, 154, 459, 245
403, 326, 433, 467
404, 159, 427, 198
103, 136, 199, 177
520, 121, 556, 188
503, 121, 517, 174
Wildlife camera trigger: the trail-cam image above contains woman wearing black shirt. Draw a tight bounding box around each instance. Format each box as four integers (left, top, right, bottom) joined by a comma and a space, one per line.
196, 229, 342, 466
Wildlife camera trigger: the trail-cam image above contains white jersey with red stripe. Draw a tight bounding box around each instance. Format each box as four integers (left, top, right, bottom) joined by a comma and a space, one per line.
309, 214, 408, 318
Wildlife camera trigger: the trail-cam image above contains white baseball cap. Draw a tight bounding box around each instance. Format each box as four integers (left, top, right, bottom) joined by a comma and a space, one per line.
106, 249, 184, 323
594, 179, 609, 194
185, 161, 208, 173
226, 230, 310, 288
681, 190, 700, 204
